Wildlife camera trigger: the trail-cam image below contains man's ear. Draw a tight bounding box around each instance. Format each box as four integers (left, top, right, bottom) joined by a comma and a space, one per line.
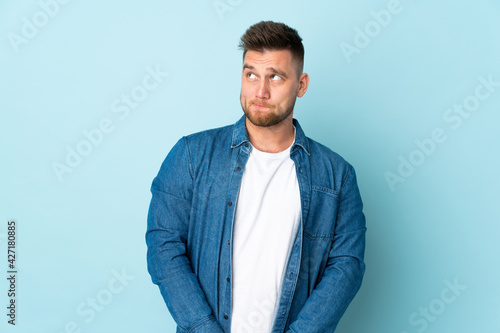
297, 72, 310, 98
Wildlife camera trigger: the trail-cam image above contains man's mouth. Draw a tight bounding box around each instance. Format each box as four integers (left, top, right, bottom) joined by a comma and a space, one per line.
251, 102, 271, 110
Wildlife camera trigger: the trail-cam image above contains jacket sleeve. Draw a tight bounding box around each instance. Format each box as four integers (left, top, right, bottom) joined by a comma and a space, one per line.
287, 164, 366, 333
146, 137, 224, 333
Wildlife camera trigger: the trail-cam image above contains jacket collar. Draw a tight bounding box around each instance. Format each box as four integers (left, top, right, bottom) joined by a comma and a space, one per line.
231, 115, 310, 155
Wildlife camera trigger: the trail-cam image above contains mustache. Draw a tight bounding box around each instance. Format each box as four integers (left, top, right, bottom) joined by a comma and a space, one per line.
249, 100, 273, 108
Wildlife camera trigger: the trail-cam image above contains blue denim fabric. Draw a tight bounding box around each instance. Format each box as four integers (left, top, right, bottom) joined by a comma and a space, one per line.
146, 115, 366, 333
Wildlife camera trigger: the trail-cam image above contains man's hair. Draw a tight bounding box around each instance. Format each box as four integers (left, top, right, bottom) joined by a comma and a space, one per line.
239, 21, 305, 75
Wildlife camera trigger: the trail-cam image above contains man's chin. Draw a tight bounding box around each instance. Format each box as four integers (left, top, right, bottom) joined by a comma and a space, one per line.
245, 111, 281, 127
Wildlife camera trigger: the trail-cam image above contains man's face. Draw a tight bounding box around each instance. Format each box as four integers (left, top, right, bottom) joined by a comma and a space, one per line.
240, 49, 308, 127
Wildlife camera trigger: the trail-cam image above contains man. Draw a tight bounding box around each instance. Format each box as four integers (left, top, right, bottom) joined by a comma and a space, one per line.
146, 21, 366, 333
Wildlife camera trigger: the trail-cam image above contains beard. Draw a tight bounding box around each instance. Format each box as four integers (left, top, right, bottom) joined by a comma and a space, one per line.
241, 98, 296, 127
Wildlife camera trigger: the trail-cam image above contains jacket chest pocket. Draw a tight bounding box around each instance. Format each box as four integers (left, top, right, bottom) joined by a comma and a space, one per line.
303, 186, 339, 240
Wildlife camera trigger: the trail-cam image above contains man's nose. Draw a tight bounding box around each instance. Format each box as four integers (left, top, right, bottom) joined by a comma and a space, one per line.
256, 80, 270, 99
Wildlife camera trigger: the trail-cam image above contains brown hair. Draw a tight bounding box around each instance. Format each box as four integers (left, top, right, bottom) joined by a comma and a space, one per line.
239, 21, 305, 75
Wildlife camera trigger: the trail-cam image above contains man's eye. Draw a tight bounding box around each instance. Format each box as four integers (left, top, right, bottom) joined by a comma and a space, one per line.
247, 73, 256, 79
271, 75, 282, 81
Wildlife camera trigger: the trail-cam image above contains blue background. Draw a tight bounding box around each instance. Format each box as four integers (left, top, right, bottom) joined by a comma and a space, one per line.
1, 0, 499, 332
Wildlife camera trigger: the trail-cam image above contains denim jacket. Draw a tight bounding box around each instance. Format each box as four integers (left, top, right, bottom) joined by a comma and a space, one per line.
146, 115, 366, 333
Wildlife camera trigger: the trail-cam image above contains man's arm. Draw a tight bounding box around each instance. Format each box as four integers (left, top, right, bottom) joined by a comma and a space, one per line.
146, 137, 224, 333
287, 164, 366, 333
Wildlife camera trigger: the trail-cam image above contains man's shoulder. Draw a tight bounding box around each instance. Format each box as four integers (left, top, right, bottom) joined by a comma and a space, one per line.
306, 136, 351, 167
184, 123, 234, 141
302, 135, 355, 181
179, 122, 236, 152
293, 118, 352, 171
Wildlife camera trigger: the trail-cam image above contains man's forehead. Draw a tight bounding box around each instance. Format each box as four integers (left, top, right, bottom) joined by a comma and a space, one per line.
243, 49, 294, 69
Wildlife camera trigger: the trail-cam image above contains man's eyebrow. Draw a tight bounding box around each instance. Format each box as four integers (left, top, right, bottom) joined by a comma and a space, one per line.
268, 67, 288, 78
243, 64, 255, 71
242, 64, 288, 78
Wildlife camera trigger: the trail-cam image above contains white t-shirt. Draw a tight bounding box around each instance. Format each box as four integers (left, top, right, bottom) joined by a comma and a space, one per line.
231, 139, 302, 333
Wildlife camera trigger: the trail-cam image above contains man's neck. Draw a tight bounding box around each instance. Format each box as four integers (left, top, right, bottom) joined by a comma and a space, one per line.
245, 116, 295, 153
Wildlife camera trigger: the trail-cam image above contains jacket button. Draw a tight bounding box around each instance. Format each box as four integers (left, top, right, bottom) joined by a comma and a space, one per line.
227, 277, 230, 282
244, 143, 249, 147
224, 315, 228, 320
228, 201, 232, 206
236, 166, 241, 171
